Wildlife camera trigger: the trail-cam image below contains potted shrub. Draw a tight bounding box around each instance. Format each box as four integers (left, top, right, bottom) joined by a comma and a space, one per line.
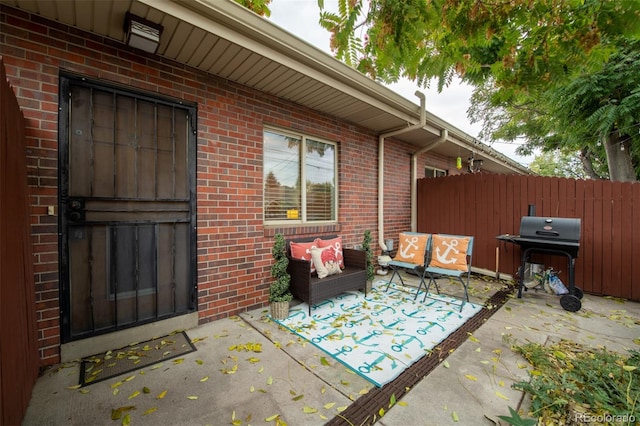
362, 230, 375, 292
269, 233, 293, 319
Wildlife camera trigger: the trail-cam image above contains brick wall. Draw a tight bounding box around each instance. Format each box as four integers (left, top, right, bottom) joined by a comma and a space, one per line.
1, 5, 445, 365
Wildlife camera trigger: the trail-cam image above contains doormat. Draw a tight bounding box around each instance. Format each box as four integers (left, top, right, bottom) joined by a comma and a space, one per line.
79, 330, 196, 387
274, 280, 482, 387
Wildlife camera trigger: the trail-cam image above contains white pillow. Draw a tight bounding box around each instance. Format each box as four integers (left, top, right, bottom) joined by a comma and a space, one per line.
310, 246, 342, 279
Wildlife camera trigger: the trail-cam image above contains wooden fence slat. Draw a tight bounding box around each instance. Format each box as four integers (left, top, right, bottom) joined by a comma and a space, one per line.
571, 180, 591, 291
617, 183, 631, 299
632, 183, 640, 301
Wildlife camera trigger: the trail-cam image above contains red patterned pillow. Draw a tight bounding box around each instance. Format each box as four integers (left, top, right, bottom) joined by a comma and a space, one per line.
317, 236, 344, 269
290, 240, 319, 274
311, 246, 342, 279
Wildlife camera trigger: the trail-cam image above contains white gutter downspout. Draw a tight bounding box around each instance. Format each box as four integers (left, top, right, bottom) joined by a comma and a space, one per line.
410, 129, 448, 231
378, 91, 427, 252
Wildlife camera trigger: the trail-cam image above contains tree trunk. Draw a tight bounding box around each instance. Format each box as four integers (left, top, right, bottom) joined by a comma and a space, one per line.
604, 132, 636, 182
579, 147, 602, 180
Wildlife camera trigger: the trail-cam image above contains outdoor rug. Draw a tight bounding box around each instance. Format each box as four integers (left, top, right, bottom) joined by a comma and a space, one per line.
79, 330, 196, 387
274, 280, 482, 387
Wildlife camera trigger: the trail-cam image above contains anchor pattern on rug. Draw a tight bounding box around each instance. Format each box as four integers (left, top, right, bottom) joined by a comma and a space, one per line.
275, 280, 481, 387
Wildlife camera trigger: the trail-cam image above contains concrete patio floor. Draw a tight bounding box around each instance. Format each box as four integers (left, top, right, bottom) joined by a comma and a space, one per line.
22, 273, 640, 425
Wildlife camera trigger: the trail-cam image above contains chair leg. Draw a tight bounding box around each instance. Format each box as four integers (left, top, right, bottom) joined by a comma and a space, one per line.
414, 269, 428, 300
422, 276, 440, 303
385, 268, 397, 291
385, 267, 405, 291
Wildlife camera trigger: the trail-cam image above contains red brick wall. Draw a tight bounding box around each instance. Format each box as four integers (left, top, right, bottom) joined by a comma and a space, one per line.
0, 5, 442, 365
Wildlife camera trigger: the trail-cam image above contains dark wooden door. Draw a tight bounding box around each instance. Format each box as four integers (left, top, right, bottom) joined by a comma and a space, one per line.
59, 76, 196, 341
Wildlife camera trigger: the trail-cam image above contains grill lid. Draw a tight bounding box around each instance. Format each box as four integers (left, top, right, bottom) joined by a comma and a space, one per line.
519, 217, 581, 243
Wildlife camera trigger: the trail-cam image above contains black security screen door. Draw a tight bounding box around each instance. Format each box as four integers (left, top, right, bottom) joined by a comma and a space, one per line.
59, 75, 197, 342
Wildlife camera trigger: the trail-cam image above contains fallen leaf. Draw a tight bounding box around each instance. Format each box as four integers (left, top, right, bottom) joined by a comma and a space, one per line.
464, 374, 478, 381
324, 402, 336, 409
292, 394, 304, 401
495, 391, 509, 400
187, 395, 198, 400
172, 358, 185, 364
124, 375, 135, 382
452, 411, 459, 422
128, 390, 140, 400
467, 333, 480, 343
303, 406, 318, 414
320, 356, 331, 366
67, 384, 82, 390
143, 407, 157, 416
111, 406, 136, 420
265, 414, 280, 421
156, 390, 167, 399
122, 413, 131, 426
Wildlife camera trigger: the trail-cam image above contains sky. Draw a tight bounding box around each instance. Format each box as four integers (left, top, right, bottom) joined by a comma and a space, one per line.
267, 0, 533, 166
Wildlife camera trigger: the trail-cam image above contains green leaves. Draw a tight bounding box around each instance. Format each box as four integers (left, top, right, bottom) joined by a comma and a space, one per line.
511, 340, 640, 423
269, 233, 293, 303
497, 406, 537, 426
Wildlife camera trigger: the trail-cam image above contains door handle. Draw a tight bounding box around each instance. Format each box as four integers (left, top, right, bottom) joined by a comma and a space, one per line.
66, 198, 85, 223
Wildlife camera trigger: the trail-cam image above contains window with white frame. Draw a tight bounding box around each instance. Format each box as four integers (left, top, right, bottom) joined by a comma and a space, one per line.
425, 166, 447, 177
263, 129, 337, 223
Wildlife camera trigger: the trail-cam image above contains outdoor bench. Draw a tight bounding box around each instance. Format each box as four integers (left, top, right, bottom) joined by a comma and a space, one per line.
286, 235, 368, 314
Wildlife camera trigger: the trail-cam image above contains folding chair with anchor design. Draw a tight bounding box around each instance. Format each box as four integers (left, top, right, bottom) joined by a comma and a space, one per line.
416, 234, 474, 312
384, 232, 431, 293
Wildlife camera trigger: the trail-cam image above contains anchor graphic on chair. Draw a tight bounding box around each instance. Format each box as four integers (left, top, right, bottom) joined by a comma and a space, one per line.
399, 236, 419, 259
435, 239, 459, 264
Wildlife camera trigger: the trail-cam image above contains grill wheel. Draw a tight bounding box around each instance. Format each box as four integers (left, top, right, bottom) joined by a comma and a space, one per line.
560, 294, 582, 312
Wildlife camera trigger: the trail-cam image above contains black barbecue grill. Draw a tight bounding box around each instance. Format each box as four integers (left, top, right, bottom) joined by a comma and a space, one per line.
497, 216, 583, 311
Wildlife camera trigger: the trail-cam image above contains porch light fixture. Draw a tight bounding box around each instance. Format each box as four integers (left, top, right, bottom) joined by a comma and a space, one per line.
124, 12, 163, 54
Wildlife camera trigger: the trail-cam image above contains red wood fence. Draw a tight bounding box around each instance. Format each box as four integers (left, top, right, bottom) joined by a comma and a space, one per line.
417, 173, 640, 302
1, 58, 39, 425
